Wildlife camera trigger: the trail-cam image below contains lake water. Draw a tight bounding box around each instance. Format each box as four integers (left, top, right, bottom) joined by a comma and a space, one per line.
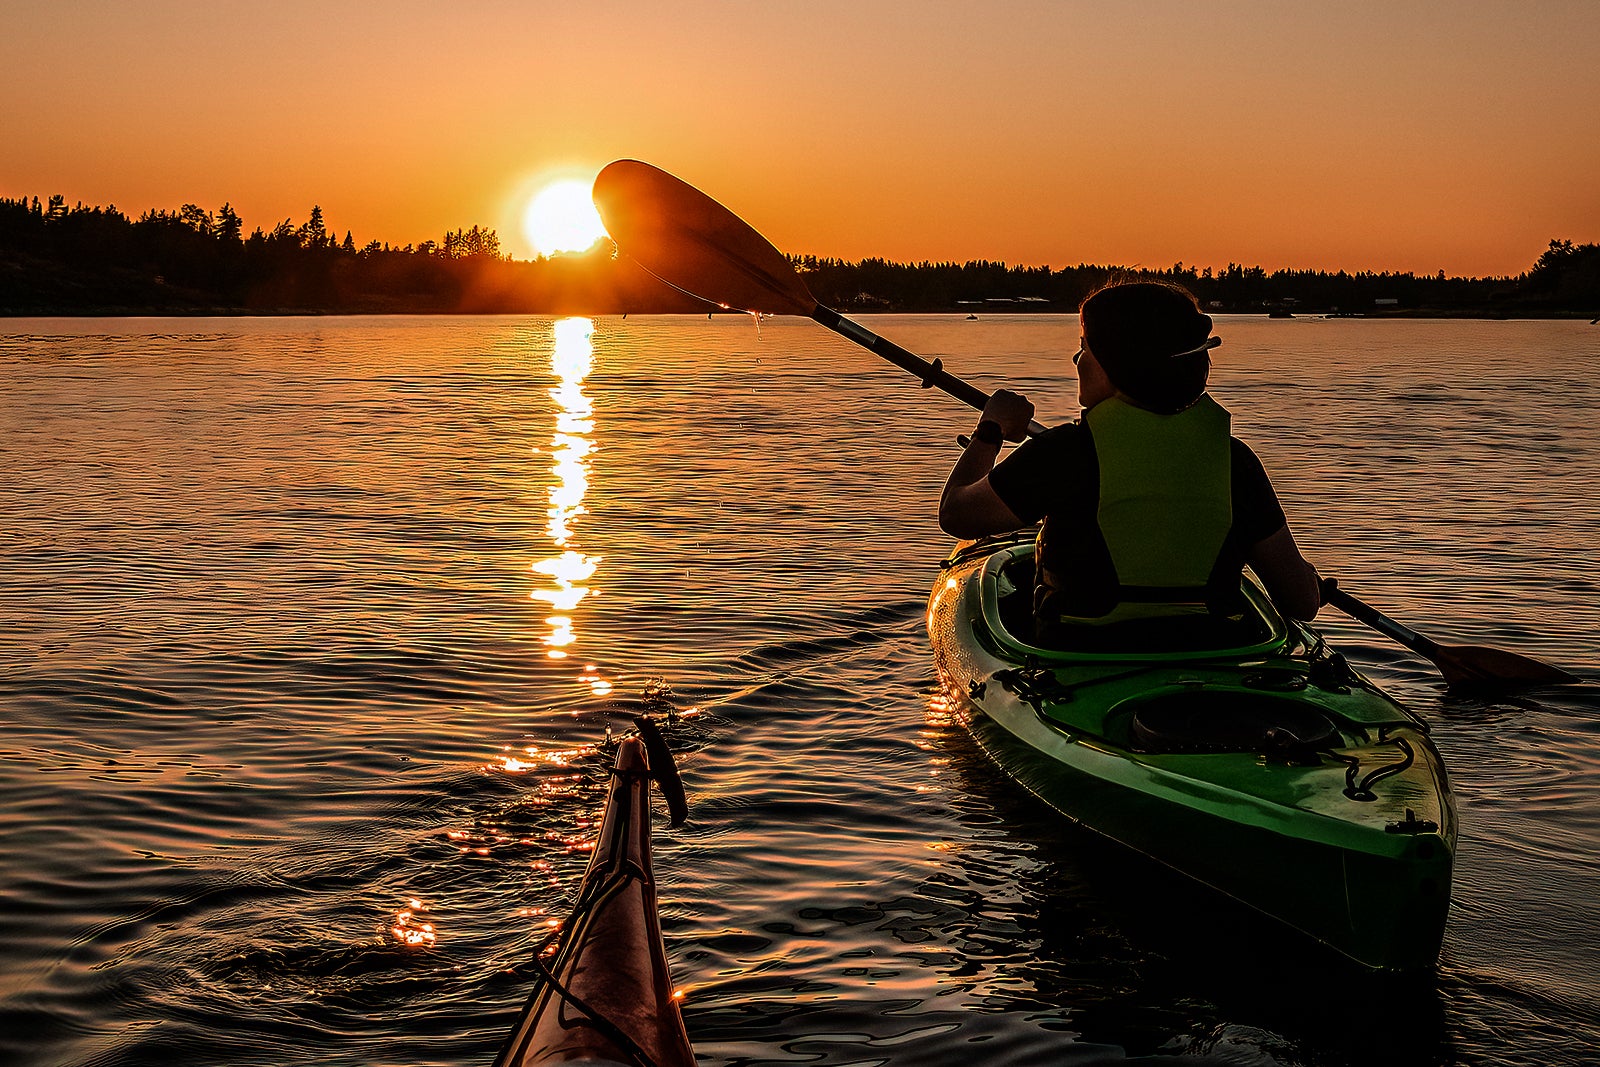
2, 314, 1597, 1067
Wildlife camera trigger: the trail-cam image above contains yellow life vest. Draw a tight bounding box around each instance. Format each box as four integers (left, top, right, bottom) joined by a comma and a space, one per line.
1046, 394, 1233, 625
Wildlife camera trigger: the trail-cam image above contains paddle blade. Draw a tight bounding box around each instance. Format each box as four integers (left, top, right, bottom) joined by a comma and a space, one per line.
1432, 643, 1579, 689
593, 160, 818, 316
633, 714, 689, 827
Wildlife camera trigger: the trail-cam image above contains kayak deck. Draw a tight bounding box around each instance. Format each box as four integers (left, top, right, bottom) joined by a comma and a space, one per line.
928, 533, 1456, 973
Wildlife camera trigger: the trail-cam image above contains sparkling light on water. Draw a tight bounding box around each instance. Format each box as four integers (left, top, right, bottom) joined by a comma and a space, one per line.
391, 899, 437, 948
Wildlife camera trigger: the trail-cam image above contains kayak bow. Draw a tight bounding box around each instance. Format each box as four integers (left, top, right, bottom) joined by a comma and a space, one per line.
493, 721, 695, 1067
928, 532, 1457, 972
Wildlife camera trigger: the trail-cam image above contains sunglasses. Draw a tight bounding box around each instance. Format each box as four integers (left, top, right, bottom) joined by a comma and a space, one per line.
1074, 337, 1222, 366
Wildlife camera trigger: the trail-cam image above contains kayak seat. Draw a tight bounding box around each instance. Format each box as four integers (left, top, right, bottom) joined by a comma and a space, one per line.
995, 553, 1276, 654
1037, 613, 1274, 653
1128, 692, 1342, 756
995, 560, 1040, 641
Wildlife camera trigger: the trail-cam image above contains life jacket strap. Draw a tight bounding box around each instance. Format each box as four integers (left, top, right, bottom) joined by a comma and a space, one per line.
1115, 585, 1212, 603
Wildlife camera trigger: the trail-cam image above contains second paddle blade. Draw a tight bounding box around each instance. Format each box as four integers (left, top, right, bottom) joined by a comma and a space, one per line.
1433, 643, 1578, 689
593, 160, 818, 316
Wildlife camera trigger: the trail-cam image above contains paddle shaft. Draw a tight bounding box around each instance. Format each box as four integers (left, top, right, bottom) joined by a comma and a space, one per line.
1323, 586, 1438, 658
809, 305, 1046, 436
1322, 580, 1575, 686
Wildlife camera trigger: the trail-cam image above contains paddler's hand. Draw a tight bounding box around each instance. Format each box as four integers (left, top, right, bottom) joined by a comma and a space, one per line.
982, 389, 1035, 443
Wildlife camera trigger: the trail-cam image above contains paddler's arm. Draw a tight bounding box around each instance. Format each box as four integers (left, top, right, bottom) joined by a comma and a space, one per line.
1247, 525, 1323, 621
939, 389, 1033, 539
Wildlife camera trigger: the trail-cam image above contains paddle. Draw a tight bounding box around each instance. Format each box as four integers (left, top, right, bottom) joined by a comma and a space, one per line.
592, 159, 1045, 436
594, 159, 1575, 690
1322, 579, 1575, 688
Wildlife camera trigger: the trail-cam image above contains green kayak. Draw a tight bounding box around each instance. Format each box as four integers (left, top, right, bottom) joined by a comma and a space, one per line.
928, 531, 1456, 973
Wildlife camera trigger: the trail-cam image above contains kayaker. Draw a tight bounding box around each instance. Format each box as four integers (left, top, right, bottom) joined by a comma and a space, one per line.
939, 280, 1322, 642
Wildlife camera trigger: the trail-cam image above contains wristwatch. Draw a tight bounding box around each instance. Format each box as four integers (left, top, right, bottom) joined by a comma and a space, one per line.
971, 419, 1004, 446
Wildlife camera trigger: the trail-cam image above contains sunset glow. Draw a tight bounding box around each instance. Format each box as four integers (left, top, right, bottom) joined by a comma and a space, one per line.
4, 6, 1597, 275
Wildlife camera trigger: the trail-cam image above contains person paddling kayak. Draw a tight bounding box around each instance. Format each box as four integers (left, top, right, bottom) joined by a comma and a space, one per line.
939, 280, 1322, 645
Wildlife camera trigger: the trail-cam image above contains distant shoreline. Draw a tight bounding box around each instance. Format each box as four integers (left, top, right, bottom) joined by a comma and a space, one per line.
7, 198, 1596, 319
4, 307, 1595, 320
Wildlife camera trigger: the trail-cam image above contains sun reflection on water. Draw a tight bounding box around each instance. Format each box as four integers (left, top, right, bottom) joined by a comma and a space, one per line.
532, 317, 602, 661
577, 663, 613, 697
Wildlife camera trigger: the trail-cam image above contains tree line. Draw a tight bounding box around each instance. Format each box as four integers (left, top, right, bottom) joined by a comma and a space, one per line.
2, 194, 1596, 316
794, 241, 1600, 316
0, 195, 697, 315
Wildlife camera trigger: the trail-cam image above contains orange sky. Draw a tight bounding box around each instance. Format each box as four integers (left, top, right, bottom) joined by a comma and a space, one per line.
5, 1, 1597, 277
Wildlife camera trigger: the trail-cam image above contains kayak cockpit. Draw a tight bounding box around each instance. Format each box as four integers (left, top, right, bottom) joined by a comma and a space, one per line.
947, 533, 1426, 747
973, 535, 1292, 663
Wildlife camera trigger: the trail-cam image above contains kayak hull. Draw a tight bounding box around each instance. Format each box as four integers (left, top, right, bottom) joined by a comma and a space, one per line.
929, 533, 1456, 973
493, 736, 694, 1067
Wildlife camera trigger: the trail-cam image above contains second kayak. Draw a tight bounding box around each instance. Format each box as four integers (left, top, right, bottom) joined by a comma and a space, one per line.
928, 531, 1457, 973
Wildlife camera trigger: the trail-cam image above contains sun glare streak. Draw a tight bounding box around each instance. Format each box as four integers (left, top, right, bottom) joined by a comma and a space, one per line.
532, 318, 601, 661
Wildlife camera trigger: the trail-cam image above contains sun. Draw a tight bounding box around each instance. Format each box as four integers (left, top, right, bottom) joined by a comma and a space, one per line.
522, 179, 608, 256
